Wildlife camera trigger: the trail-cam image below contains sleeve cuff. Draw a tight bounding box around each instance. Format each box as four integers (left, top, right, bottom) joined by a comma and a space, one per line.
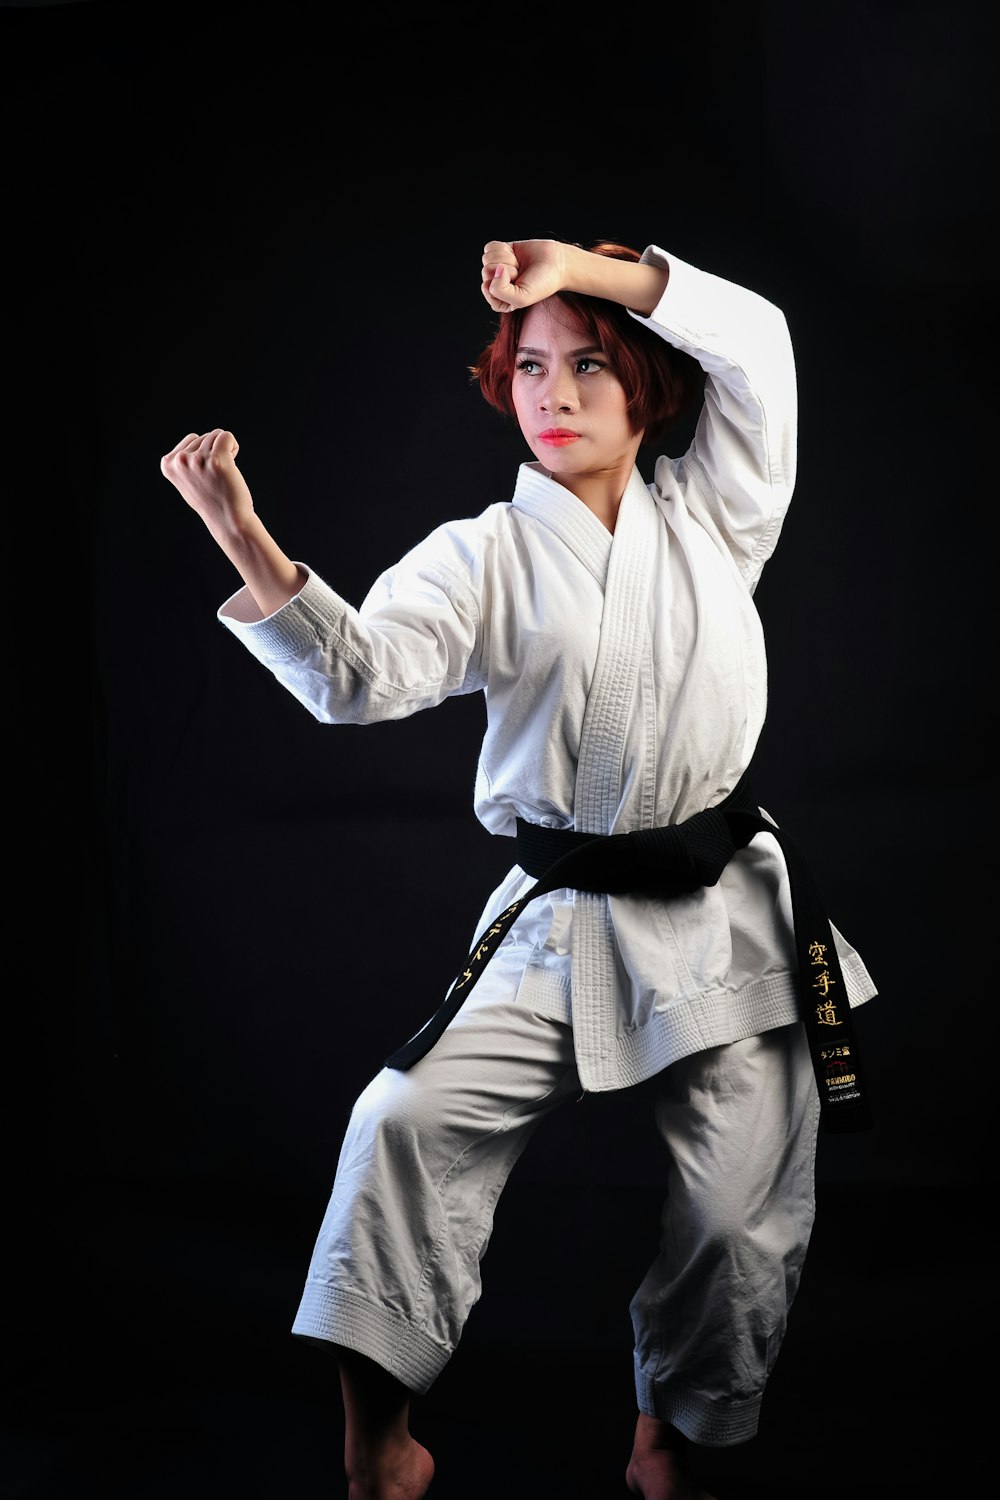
217, 566, 351, 662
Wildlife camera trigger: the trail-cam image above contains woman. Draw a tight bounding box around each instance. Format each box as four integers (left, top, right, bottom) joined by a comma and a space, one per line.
160, 237, 877, 1500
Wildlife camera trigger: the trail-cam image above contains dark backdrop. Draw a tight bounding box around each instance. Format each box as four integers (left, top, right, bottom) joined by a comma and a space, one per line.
7, 1, 994, 1496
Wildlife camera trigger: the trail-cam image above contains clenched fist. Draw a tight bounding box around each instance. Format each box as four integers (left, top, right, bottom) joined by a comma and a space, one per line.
480, 239, 569, 314
160, 429, 255, 534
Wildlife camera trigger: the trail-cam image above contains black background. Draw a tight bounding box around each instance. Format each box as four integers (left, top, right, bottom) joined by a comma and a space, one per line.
6, 1, 995, 1495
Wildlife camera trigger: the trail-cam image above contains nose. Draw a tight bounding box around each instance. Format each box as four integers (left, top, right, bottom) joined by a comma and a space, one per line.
539, 370, 579, 414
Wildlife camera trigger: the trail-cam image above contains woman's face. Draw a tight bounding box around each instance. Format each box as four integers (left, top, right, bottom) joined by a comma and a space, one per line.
510, 299, 640, 481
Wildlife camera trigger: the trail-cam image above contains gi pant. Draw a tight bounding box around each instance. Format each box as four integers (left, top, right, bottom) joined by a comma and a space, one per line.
291, 950, 820, 1448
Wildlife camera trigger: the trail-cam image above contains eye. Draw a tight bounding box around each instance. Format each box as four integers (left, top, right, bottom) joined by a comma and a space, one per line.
515, 358, 540, 375
576, 357, 605, 374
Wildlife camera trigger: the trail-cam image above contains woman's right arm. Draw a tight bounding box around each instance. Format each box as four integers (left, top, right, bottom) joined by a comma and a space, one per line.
162, 426, 487, 727
160, 428, 306, 618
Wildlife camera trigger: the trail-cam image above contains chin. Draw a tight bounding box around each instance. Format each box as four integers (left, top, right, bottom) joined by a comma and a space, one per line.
536, 450, 582, 471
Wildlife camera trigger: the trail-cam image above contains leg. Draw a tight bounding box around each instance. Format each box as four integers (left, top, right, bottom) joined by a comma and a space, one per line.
626, 1415, 716, 1500
626, 1022, 820, 1495
337, 1347, 434, 1500
291, 953, 581, 1496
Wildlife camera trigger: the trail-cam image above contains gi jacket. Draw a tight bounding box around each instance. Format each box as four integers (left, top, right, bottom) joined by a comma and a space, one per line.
219, 244, 877, 1092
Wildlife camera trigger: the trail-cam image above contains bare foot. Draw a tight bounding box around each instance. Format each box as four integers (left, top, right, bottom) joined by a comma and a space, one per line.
625, 1414, 716, 1500
346, 1432, 435, 1499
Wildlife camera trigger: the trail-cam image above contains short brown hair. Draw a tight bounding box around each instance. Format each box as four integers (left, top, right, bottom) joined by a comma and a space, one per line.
469, 242, 703, 445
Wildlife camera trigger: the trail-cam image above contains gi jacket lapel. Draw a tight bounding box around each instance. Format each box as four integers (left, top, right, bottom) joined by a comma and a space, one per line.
575, 467, 660, 837
555, 467, 661, 1081
511, 462, 613, 588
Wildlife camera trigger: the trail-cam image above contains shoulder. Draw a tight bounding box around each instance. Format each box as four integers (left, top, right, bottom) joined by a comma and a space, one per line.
376, 502, 515, 611
407, 501, 513, 567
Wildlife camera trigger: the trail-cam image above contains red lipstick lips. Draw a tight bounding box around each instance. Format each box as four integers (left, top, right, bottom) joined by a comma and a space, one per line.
538, 429, 580, 446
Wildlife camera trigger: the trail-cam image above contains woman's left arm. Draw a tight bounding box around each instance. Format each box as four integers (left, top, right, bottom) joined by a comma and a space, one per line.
482, 239, 669, 316
480, 237, 797, 583
629, 246, 798, 586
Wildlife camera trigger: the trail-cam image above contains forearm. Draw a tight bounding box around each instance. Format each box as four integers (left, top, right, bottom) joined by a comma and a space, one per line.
561, 243, 669, 317
204, 509, 306, 618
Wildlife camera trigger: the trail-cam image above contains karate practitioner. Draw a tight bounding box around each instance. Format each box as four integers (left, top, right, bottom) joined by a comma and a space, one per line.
160, 236, 877, 1500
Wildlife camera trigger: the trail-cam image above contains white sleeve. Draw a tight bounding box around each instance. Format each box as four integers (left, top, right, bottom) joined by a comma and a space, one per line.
216, 521, 486, 725
630, 244, 798, 588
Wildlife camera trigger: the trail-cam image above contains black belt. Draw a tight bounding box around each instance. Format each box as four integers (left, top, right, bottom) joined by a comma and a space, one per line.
384, 771, 873, 1134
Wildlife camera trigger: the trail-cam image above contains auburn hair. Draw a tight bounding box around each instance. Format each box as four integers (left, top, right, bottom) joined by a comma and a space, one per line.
469, 242, 703, 445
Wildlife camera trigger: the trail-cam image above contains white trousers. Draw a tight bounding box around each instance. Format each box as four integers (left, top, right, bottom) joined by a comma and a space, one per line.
291, 953, 820, 1447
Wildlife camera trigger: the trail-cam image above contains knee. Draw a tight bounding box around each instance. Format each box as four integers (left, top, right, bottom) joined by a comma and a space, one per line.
684, 1196, 753, 1265
684, 1190, 813, 1286
346, 1066, 439, 1159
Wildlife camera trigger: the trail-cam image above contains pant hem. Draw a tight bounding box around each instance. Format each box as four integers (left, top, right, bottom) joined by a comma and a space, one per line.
635, 1362, 762, 1447
291, 1282, 451, 1395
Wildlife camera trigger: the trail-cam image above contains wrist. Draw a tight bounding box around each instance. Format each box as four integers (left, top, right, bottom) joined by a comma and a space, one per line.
561, 242, 599, 296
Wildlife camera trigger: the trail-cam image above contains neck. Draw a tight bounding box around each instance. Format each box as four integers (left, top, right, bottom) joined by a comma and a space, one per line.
548, 459, 634, 534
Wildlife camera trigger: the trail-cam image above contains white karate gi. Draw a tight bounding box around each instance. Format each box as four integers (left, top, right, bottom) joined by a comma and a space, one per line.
217, 245, 877, 1444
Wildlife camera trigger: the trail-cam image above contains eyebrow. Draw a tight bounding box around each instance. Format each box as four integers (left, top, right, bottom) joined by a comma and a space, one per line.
516, 344, 605, 358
